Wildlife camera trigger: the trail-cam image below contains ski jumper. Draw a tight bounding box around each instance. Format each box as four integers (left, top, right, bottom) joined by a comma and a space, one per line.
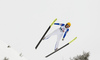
43, 23, 69, 50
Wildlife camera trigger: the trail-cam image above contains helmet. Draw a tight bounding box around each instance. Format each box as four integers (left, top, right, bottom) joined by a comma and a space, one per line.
67, 22, 71, 27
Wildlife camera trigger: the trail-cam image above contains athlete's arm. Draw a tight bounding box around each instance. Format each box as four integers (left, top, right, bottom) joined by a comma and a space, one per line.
54, 23, 65, 26
62, 29, 69, 41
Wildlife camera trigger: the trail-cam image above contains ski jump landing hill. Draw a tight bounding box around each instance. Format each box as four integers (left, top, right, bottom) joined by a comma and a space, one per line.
0, 40, 28, 60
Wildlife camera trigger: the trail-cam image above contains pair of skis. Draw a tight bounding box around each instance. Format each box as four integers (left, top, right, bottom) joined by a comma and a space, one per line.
35, 18, 77, 58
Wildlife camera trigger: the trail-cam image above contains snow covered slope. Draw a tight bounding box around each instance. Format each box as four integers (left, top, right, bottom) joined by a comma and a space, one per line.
0, 40, 28, 60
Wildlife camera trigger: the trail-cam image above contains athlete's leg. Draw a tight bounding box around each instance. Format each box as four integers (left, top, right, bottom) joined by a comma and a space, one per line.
43, 29, 59, 40
54, 32, 63, 50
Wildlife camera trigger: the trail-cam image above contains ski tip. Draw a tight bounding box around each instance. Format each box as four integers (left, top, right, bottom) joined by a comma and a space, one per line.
55, 18, 57, 20
53, 18, 57, 22
75, 36, 77, 39
73, 37, 77, 40
50, 18, 57, 27
69, 37, 77, 44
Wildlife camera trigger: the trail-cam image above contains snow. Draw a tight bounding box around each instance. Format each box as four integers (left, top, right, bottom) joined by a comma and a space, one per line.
0, 40, 28, 60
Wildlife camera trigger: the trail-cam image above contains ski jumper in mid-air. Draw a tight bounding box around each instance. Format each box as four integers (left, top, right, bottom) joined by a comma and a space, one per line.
43, 22, 71, 51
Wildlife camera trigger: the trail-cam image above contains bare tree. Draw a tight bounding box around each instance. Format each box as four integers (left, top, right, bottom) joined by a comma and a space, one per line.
19, 53, 23, 57
3, 57, 9, 60
70, 52, 90, 60
7, 45, 11, 48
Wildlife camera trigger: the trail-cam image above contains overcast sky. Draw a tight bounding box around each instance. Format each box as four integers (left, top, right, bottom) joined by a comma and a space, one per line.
0, 0, 100, 60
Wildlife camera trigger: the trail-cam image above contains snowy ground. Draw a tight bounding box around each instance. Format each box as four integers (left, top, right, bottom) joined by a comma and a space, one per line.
0, 40, 28, 60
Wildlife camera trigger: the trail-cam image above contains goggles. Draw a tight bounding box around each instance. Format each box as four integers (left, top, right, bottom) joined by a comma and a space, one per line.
66, 25, 70, 27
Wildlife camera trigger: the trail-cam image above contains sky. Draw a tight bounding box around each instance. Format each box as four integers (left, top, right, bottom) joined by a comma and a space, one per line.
0, 0, 100, 60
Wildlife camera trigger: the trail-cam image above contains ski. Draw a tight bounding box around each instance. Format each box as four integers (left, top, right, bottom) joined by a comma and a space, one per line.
45, 37, 77, 58
35, 18, 57, 49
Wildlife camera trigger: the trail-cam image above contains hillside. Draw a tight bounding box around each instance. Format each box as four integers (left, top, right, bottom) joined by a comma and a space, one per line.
0, 40, 28, 60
